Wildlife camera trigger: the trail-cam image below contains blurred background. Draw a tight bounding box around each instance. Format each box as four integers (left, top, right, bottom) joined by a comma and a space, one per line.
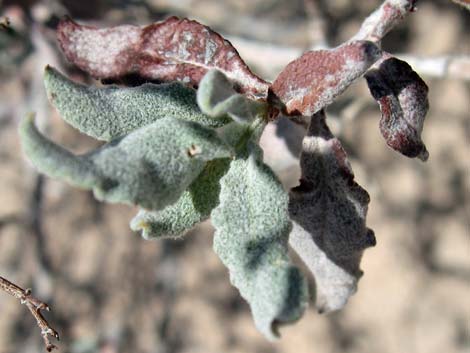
0, 0, 469, 352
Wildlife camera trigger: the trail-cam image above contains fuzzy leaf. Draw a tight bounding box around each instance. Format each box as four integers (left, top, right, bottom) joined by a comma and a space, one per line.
211, 142, 308, 340
197, 70, 268, 124
19, 113, 100, 189
130, 122, 255, 239
130, 121, 254, 238
20, 115, 232, 210
270, 41, 381, 116
130, 158, 230, 239
365, 55, 429, 161
44, 66, 228, 141
57, 16, 269, 99
288, 110, 375, 313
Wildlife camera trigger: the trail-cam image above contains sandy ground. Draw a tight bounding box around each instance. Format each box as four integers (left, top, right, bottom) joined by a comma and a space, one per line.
0, 1, 469, 353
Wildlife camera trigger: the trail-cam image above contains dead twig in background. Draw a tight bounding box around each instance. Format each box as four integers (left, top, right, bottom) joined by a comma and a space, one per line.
0, 276, 59, 352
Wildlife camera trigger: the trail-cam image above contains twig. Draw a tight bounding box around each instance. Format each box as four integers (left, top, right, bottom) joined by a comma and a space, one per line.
350, 0, 417, 43
229, 34, 470, 81
451, 0, 470, 11
0, 276, 59, 351
396, 54, 470, 80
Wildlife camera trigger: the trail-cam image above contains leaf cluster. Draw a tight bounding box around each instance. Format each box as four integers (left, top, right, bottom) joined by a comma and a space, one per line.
20, 0, 431, 340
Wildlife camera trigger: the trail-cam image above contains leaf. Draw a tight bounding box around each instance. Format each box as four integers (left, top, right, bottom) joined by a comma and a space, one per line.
20, 115, 232, 210
57, 16, 269, 99
44, 66, 228, 141
269, 41, 381, 116
130, 158, 230, 239
197, 69, 268, 124
211, 142, 308, 340
288, 110, 375, 313
365, 55, 429, 161
19, 113, 100, 190
130, 121, 256, 239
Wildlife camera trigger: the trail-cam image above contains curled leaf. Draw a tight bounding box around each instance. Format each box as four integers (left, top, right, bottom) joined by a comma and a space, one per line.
365, 55, 429, 161
57, 16, 269, 99
270, 41, 381, 116
44, 66, 228, 141
197, 69, 268, 124
211, 142, 308, 340
131, 158, 230, 239
20, 115, 232, 210
19, 113, 99, 190
288, 110, 375, 313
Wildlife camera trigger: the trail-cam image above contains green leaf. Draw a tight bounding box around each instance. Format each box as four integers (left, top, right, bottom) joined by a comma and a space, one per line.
130, 121, 257, 239
211, 142, 308, 340
19, 113, 100, 189
20, 115, 232, 210
197, 69, 267, 124
130, 158, 231, 239
44, 66, 230, 141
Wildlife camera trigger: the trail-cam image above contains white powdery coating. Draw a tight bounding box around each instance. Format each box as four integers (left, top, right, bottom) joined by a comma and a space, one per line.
68, 25, 141, 77
271, 41, 381, 116
351, 0, 413, 43
58, 17, 270, 99
307, 43, 380, 116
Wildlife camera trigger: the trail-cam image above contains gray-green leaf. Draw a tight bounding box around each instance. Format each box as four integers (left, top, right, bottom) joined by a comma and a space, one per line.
130, 158, 231, 239
211, 142, 308, 340
130, 121, 258, 239
20, 114, 232, 210
197, 69, 267, 124
288, 110, 375, 313
44, 66, 229, 141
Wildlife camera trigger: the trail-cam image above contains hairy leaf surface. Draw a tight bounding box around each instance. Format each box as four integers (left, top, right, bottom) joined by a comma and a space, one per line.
270, 41, 381, 116
365, 55, 429, 161
57, 17, 269, 99
288, 111, 375, 313
20, 115, 232, 210
212, 142, 308, 340
130, 122, 254, 239
131, 158, 230, 239
44, 66, 227, 141
197, 70, 268, 124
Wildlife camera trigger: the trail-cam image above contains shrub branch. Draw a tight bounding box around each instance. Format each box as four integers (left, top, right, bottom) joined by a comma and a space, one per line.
0, 276, 59, 351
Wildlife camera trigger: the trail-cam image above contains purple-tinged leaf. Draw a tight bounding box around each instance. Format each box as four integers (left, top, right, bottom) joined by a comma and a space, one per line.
269, 41, 381, 116
365, 55, 429, 161
57, 17, 269, 99
288, 110, 375, 313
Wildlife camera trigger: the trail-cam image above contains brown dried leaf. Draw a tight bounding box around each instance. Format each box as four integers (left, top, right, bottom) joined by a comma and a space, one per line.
288, 110, 375, 313
57, 16, 269, 99
269, 41, 381, 116
365, 55, 429, 161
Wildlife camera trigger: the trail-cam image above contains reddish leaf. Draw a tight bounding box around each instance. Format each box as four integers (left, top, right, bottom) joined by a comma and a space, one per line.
269, 41, 381, 116
288, 110, 375, 313
365, 55, 429, 161
57, 16, 269, 99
